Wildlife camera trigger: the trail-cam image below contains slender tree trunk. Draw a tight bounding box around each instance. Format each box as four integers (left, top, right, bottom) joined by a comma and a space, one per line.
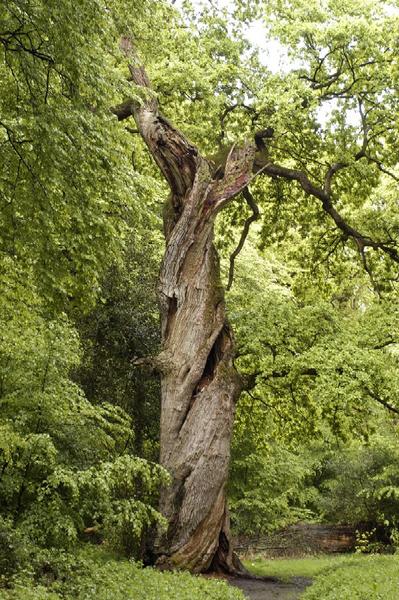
115, 47, 257, 573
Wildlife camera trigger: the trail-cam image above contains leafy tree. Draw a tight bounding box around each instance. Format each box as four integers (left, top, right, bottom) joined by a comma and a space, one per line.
226, 239, 399, 538
0, 0, 171, 578
0, 0, 155, 308
75, 231, 162, 459
0, 259, 168, 557
2, 0, 399, 579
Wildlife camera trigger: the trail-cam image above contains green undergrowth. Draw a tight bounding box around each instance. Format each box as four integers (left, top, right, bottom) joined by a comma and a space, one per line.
301, 554, 399, 600
0, 546, 244, 600
245, 554, 399, 599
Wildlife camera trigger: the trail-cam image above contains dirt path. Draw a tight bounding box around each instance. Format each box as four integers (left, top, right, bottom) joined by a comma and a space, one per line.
229, 576, 312, 600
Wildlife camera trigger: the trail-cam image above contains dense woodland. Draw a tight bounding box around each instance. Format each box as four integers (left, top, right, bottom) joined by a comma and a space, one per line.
1, 0, 399, 598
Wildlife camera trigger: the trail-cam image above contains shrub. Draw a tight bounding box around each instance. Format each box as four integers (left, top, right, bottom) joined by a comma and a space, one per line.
0, 547, 245, 600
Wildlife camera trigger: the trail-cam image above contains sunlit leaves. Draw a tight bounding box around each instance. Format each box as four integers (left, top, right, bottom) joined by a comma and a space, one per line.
227, 243, 399, 447
0, 0, 161, 309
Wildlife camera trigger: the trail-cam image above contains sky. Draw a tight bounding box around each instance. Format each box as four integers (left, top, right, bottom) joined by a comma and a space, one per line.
172, 0, 399, 128
173, 0, 297, 74
173, 0, 399, 73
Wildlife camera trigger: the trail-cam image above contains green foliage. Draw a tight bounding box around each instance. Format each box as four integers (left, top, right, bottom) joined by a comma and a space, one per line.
2, 0, 399, 593
0, 0, 148, 308
0, 0, 172, 577
75, 231, 162, 460
210, 0, 399, 289
148, 2, 265, 155
228, 243, 399, 444
227, 241, 399, 535
0, 546, 245, 600
354, 529, 385, 555
18, 455, 169, 553
245, 554, 399, 599
0, 517, 30, 578
229, 438, 315, 535
0, 256, 168, 556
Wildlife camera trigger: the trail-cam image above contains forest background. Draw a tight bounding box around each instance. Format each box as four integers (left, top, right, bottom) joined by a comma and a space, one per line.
1, 0, 399, 597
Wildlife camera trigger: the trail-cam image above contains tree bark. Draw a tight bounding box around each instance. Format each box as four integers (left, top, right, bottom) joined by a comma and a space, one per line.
153, 150, 255, 572
121, 50, 257, 573
156, 165, 242, 573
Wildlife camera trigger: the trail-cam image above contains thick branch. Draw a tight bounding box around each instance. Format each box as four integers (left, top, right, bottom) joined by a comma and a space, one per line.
262, 162, 399, 265
116, 38, 198, 199
226, 188, 260, 291
363, 386, 399, 416
131, 350, 172, 374
112, 99, 136, 121
324, 162, 347, 196
207, 144, 256, 212
114, 40, 265, 222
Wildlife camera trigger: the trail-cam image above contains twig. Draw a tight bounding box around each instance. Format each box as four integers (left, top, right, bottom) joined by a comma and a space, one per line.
363, 386, 399, 416
226, 188, 260, 290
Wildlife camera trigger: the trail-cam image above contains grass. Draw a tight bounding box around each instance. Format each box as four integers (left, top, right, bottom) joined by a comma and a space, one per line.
244, 553, 399, 599
4, 546, 399, 599
243, 554, 349, 581
301, 554, 399, 600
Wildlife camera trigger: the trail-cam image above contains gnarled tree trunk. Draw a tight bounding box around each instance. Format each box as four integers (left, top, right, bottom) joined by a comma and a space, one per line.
156, 165, 242, 573
116, 47, 258, 573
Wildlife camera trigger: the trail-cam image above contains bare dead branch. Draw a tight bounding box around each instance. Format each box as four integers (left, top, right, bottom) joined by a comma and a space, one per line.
207, 144, 256, 211
226, 187, 260, 291
115, 37, 199, 199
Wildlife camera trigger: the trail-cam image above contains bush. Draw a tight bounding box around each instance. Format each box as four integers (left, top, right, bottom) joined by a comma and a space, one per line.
315, 435, 399, 529
0, 546, 245, 600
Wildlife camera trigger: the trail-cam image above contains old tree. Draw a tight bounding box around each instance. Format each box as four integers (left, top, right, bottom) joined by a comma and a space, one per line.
1, 0, 399, 584
113, 0, 399, 573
